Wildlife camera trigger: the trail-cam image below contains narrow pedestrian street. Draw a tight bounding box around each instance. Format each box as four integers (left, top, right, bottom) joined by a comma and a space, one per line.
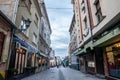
22, 67, 105, 80
0, 0, 120, 80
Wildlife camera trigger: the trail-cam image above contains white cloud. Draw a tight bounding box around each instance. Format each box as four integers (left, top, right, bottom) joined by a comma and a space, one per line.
52, 42, 68, 49
45, 0, 73, 57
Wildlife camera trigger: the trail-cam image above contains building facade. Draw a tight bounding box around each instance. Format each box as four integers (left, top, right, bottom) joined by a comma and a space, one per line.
49, 50, 56, 67
38, 0, 52, 70
70, 0, 120, 79
0, 11, 17, 80
69, 14, 79, 70
0, 0, 52, 79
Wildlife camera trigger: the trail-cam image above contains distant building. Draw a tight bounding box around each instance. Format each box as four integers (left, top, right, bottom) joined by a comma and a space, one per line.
38, 0, 52, 70
68, 14, 79, 70
55, 56, 61, 66
49, 50, 56, 67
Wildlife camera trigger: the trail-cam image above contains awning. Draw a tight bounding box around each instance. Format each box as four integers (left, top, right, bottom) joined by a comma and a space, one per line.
13, 35, 38, 53
40, 53, 48, 58
13, 35, 28, 48
75, 49, 86, 56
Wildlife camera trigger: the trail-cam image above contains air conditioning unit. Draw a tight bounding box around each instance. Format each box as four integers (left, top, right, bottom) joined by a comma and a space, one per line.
15, 42, 20, 49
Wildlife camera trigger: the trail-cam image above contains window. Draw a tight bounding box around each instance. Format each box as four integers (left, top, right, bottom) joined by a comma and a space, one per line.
95, 0, 103, 23
84, 17, 87, 29
25, 0, 32, 12
106, 43, 120, 78
34, 14, 38, 26
33, 33, 37, 44
81, 0, 85, 13
0, 32, 5, 61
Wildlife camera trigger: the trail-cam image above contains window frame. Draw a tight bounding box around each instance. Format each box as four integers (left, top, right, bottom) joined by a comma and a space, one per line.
25, 0, 32, 13
34, 14, 38, 26
0, 32, 5, 62
33, 33, 37, 44
94, 0, 104, 23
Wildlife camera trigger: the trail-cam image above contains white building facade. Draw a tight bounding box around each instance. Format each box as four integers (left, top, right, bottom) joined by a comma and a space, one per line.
70, 0, 120, 79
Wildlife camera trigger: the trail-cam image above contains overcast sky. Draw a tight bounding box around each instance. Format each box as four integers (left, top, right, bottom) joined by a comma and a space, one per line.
44, 0, 73, 58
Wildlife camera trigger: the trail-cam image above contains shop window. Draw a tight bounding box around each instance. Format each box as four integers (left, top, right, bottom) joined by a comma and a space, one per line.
106, 44, 120, 78
0, 32, 5, 61
27, 53, 34, 67
27, 53, 32, 67
14, 47, 26, 74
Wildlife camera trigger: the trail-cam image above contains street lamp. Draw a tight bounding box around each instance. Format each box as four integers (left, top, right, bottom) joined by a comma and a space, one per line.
14, 18, 31, 33
22, 19, 31, 31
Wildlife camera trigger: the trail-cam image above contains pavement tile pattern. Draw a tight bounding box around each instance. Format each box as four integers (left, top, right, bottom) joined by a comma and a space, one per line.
22, 67, 106, 80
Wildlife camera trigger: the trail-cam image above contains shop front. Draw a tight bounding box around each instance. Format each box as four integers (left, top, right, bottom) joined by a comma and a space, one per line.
7, 35, 38, 79
7, 36, 29, 79
105, 42, 120, 79
75, 48, 87, 73
0, 11, 16, 80
0, 31, 10, 80
85, 51, 95, 74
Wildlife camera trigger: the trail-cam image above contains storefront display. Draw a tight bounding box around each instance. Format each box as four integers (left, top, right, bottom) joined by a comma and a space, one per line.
106, 42, 120, 79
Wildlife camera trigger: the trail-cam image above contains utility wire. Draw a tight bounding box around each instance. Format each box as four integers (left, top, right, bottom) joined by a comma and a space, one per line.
46, 7, 73, 10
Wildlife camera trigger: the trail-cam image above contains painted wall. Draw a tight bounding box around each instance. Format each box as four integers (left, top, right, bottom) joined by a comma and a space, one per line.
0, 0, 19, 23
90, 0, 120, 36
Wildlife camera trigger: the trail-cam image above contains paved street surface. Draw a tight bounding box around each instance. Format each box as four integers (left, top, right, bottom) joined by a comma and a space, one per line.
22, 67, 106, 80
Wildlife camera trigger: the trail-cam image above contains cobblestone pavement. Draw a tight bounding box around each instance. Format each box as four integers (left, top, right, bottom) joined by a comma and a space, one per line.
22, 67, 59, 80
22, 67, 106, 80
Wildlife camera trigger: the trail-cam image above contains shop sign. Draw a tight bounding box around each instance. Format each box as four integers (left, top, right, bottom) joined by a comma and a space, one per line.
88, 61, 95, 67
13, 36, 28, 48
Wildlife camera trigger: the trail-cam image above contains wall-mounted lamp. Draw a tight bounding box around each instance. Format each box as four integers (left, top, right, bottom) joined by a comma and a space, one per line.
14, 18, 31, 33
